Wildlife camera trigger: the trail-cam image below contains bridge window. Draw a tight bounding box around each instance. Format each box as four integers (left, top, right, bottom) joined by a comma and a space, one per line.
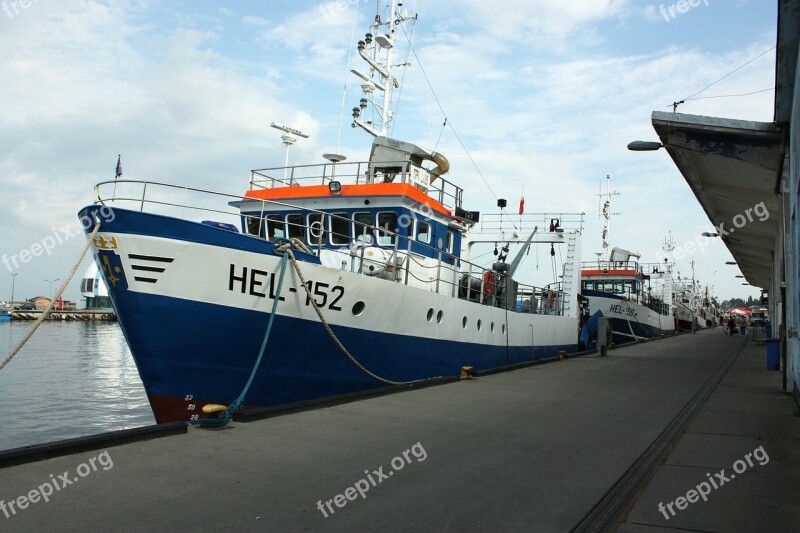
308, 213, 326, 245
287, 214, 304, 240
353, 212, 374, 244
246, 216, 264, 237
330, 212, 349, 245
377, 212, 398, 246
623, 281, 637, 296
266, 215, 284, 240
417, 221, 431, 244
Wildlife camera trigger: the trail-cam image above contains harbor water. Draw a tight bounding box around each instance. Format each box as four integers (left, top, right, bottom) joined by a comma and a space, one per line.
0, 320, 154, 451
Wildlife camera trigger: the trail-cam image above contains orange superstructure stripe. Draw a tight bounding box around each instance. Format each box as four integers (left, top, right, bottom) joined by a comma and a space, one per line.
243, 183, 452, 216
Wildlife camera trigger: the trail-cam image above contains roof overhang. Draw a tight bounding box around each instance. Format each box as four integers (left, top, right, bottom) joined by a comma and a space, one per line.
651, 111, 784, 289
775, 0, 800, 122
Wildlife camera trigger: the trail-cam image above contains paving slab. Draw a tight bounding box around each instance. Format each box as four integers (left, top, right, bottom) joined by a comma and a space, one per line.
619, 341, 800, 533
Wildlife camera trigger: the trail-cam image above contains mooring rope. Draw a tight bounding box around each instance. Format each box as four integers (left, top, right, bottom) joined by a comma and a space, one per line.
198, 252, 290, 428
0, 222, 102, 371
276, 243, 424, 386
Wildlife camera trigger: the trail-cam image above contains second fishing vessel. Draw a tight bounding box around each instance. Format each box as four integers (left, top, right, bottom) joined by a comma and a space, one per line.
580, 178, 676, 345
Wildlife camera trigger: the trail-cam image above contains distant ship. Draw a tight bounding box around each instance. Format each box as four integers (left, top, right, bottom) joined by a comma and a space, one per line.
580, 178, 676, 345
581, 247, 676, 344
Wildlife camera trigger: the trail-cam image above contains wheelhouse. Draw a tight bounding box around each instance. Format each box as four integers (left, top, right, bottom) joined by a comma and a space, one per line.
580, 247, 672, 316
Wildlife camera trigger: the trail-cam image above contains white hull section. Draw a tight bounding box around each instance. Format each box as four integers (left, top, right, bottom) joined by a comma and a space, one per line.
100, 232, 579, 350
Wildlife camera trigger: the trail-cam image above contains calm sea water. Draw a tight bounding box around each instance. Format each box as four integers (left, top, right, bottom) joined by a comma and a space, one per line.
0, 320, 155, 451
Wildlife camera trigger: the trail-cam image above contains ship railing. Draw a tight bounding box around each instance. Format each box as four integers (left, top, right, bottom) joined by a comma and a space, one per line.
331, 215, 567, 315
479, 212, 585, 233
639, 262, 672, 276
94, 179, 249, 228
580, 260, 641, 273
249, 160, 464, 213
92, 179, 566, 316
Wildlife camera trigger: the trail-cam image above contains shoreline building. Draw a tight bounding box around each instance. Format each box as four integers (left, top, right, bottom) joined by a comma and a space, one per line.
80, 262, 111, 309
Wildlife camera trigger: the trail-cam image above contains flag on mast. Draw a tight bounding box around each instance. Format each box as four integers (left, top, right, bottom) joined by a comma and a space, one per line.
115, 155, 122, 179
518, 188, 525, 215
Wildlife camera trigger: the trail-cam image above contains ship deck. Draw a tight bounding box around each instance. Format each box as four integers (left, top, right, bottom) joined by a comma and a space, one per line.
1, 330, 797, 531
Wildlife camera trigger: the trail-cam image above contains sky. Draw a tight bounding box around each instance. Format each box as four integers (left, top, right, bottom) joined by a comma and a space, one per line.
0, 0, 778, 304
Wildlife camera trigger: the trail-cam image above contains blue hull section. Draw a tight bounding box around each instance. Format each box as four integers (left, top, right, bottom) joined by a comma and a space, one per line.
607, 316, 666, 345
581, 290, 674, 346
115, 291, 574, 420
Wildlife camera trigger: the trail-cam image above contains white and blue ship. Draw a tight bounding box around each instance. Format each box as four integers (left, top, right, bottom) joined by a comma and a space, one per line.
580, 179, 676, 345
581, 248, 676, 345
79, 2, 585, 423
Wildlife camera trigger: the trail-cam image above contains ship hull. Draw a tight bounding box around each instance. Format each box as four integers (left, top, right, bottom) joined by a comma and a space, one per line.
582, 290, 675, 345
81, 206, 580, 423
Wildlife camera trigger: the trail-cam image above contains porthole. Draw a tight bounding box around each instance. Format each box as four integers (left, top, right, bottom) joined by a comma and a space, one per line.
436, 310, 444, 324
490, 322, 495, 332
462, 316, 468, 329
477, 319, 482, 331
502, 324, 506, 334
352, 301, 366, 316
426, 308, 434, 322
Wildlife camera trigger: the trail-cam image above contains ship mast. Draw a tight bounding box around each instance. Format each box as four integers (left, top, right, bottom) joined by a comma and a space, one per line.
350, 0, 415, 137
598, 174, 619, 262
661, 232, 675, 274
656, 232, 676, 313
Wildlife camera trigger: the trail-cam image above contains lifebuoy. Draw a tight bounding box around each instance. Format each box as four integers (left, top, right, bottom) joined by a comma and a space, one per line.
482, 271, 496, 297
548, 291, 556, 309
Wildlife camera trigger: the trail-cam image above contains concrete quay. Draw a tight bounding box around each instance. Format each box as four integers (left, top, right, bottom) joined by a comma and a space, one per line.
1, 329, 796, 532
8, 310, 116, 321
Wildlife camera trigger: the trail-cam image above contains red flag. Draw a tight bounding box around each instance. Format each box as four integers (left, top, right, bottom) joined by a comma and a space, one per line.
518, 195, 525, 215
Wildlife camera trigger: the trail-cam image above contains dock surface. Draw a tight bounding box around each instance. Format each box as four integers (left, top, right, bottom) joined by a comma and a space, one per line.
1, 330, 797, 531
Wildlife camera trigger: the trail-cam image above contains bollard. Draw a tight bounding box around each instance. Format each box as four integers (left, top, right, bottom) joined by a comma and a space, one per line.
598, 317, 611, 357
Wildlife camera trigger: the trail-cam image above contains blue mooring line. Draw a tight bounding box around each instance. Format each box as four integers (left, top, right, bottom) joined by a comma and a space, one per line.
198, 252, 289, 428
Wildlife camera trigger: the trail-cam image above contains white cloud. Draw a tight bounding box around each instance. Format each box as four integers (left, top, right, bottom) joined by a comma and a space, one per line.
0, 0, 775, 301
432, 0, 628, 48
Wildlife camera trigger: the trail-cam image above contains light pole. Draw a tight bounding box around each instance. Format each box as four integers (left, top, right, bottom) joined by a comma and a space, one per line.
10, 273, 17, 305
45, 278, 60, 302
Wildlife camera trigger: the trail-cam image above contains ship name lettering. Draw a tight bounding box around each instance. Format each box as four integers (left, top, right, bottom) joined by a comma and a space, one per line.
228, 264, 286, 301
228, 264, 344, 309
609, 303, 637, 318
